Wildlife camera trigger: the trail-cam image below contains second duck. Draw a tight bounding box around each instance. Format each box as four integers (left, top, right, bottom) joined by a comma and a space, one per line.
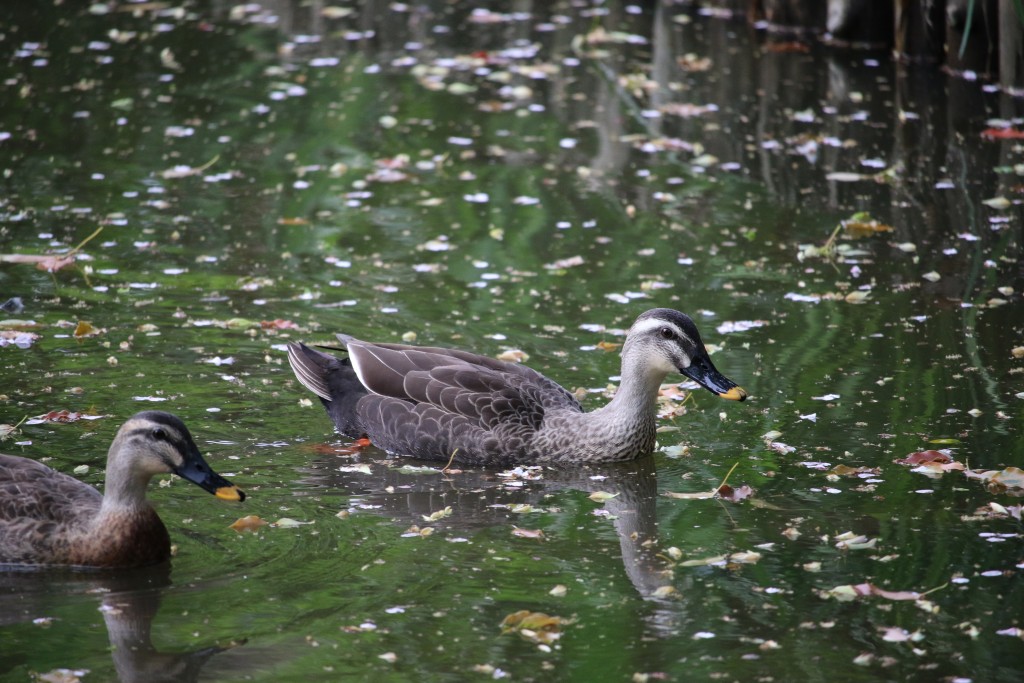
287, 308, 747, 467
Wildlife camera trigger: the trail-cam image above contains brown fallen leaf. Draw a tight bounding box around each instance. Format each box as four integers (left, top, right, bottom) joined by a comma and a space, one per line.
964, 502, 1022, 521
819, 582, 940, 604
843, 219, 894, 238
500, 610, 570, 645
260, 319, 299, 330
230, 515, 269, 532
829, 464, 882, 477
895, 450, 953, 465
664, 484, 754, 502
965, 466, 1024, 490
511, 527, 546, 540
0, 253, 76, 272
30, 410, 86, 424
717, 484, 754, 502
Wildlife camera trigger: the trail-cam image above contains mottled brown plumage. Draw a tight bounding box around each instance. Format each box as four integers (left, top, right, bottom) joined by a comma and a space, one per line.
288, 308, 748, 466
0, 411, 244, 568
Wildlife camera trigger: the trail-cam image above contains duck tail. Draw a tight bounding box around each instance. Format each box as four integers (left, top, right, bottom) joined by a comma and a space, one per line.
286, 342, 368, 440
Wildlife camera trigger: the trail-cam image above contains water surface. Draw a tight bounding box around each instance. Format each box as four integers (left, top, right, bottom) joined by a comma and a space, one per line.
1, 2, 1022, 682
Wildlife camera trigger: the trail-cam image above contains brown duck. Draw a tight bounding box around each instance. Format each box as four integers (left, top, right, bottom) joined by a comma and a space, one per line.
287, 308, 748, 467
0, 411, 244, 568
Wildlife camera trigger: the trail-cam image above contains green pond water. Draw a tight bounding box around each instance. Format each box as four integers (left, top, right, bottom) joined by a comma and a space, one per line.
1, 2, 1023, 682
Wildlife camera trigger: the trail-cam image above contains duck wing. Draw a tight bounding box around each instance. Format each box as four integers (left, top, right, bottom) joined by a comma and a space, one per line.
0, 455, 101, 522
0, 455, 101, 564
342, 337, 583, 464
343, 336, 583, 416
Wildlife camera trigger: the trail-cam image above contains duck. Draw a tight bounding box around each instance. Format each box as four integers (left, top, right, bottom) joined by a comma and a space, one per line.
0, 411, 244, 568
287, 308, 748, 467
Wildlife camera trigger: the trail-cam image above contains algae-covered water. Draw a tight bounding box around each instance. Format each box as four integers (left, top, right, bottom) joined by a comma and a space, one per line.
1, 2, 1022, 681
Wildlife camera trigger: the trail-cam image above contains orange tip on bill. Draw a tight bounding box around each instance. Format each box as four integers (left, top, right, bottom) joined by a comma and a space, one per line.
215, 486, 245, 502
721, 386, 748, 401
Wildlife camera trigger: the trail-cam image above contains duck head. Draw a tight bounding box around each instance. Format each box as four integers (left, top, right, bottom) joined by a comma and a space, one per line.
625, 308, 748, 401
111, 411, 245, 502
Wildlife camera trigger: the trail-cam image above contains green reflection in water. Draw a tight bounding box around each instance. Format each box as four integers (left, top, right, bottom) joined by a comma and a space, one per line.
1, 2, 1023, 682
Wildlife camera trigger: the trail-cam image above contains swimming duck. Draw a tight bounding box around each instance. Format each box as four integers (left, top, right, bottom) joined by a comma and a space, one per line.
0, 411, 244, 568
287, 308, 747, 467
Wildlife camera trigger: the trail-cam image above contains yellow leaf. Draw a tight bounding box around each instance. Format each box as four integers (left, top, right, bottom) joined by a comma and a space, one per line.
73, 320, 99, 338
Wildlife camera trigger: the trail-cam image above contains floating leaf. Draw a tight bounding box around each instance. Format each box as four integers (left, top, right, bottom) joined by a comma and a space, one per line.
34, 669, 88, 683
422, 506, 453, 522
650, 585, 679, 598
833, 531, 877, 550
260, 319, 299, 330
496, 348, 529, 363
321, 6, 354, 19
679, 554, 727, 567
896, 450, 953, 465
511, 526, 545, 540
844, 291, 870, 304
390, 465, 441, 475
588, 491, 619, 502
965, 466, 1024, 489
230, 515, 269, 532
880, 627, 923, 643
981, 127, 1024, 139
716, 484, 754, 501
271, 518, 313, 528
829, 464, 881, 477
982, 196, 1012, 209
73, 321, 100, 338
0, 330, 40, 348
26, 410, 104, 424
819, 582, 930, 603
338, 464, 373, 474
544, 255, 584, 270
825, 171, 870, 182
843, 217, 893, 237
664, 489, 716, 500
500, 610, 570, 645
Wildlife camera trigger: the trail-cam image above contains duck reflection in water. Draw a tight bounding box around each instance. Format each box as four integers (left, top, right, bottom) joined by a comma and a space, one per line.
298, 450, 691, 637
0, 565, 243, 683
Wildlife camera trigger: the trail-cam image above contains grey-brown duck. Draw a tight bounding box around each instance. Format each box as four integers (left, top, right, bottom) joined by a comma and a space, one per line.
0, 411, 244, 568
287, 308, 748, 467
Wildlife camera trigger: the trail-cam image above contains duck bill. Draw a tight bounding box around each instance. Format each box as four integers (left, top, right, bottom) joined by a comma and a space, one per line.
174, 449, 246, 502
681, 351, 748, 402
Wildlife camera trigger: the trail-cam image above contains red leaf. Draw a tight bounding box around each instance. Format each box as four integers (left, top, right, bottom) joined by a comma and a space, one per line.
716, 484, 755, 501
896, 450, 952, 465
260, 319, 298, 330
39, 410, 83, 423
981, 127, 1024, 140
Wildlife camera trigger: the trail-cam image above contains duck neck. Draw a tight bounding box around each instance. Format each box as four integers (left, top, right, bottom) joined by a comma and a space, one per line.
593, 350, 669, 428
98, 440, 155, 519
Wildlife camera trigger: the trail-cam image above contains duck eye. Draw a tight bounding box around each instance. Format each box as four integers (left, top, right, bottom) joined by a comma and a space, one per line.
659, 327, 675, 340
151, 427, 167, 441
